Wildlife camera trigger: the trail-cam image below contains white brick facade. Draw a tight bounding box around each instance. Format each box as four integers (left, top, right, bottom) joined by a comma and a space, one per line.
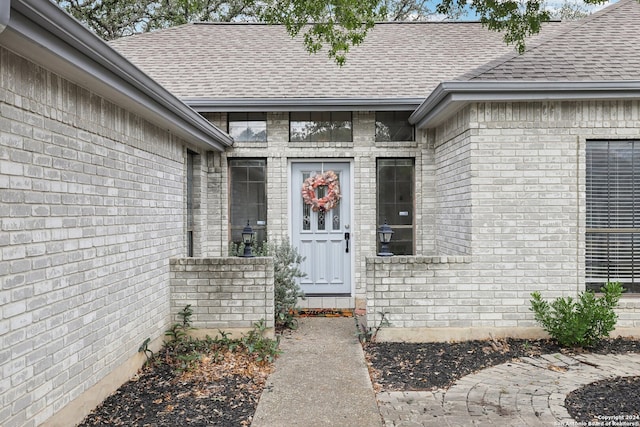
4, 3, 640, 424
170, 257, 275, 332
366, 100, 640, 341
0, 47, 199, 427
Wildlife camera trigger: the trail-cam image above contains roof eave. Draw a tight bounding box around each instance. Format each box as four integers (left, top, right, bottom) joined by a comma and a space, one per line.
1, 0, 232, 151
185, 98, 425, 113
410, 81, 640, 129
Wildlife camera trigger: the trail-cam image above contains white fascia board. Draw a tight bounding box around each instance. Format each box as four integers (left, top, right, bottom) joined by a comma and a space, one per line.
0, 0, 9, 34
185, 98, 425, 112
410, 81, 640, 129
2, 0, 233, 151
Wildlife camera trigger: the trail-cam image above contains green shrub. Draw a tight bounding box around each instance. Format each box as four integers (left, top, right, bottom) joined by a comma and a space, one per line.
530, 282, 624, 347
270, 239, 306, 329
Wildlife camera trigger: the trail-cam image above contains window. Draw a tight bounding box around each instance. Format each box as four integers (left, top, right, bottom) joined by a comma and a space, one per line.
377, 158, 414, 255
186, 151, 195, 257
290, 112, 352, 142
228, 112, 267, 142
229, 159, 267, 245
375, 111, 414, 142
586, 140, 640, 293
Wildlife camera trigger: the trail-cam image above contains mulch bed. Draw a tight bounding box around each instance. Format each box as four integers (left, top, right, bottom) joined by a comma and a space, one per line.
79, 335, 640, 426
366, 336, 640, 422
79, 350, 272, 427
565, 376, 640, 423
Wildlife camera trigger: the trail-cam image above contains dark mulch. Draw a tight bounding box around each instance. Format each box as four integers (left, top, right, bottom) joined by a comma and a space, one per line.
566, 376, 640, 423
80, 335, 640, 426
365, 336, 640, 422
79, 350, 272, 427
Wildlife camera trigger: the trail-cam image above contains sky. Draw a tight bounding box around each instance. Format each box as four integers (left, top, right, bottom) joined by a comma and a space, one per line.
427, 0, 619, 20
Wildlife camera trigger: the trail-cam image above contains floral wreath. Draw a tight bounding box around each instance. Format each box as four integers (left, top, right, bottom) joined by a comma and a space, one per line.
302, 170, 341, 212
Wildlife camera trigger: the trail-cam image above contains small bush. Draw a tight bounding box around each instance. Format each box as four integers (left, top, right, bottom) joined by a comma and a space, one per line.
270, 239, 306, 329
530, 282, 624, 348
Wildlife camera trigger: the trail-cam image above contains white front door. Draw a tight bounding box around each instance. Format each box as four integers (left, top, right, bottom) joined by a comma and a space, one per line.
291, 162, 351, 295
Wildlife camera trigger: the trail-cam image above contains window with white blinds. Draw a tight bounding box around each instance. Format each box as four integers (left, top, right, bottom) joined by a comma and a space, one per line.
586, 140, 640, 293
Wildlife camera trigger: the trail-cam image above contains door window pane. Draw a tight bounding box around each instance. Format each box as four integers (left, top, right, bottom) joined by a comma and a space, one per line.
228, 112, 267, 142
377, 158, 414, 255
229, 159, 267, 244
290, 112, 353, 142
586, 140, 640, 293
375, 111, 414, 142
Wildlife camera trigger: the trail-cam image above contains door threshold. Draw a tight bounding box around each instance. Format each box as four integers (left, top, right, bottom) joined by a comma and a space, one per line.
305, 293, 352, 297
295, 308, 354, 317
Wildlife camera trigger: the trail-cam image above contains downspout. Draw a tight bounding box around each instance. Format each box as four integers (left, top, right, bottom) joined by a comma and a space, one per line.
0, 0, 10, 34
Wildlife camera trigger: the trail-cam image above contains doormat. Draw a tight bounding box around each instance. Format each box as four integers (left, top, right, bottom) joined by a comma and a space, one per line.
294, 308, 354, 317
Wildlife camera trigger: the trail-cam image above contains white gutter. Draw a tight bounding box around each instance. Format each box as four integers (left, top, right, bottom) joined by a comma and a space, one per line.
410, 80, 640, 129
186, 97, 425, 112
1, 0, 233, 151
0, 0, 9, 34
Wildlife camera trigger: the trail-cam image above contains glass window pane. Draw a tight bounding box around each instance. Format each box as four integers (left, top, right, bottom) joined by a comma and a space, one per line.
375, 111, 414, 142
586, 140, 640, 293
228, 112, 267, 142
229, 159, 267, 244
289, 112, 352, 142
377, 158, 415, 255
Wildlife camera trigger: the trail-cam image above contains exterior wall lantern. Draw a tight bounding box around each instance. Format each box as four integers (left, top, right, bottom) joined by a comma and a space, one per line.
241, 221, 254, 257
377, 220, 394, 256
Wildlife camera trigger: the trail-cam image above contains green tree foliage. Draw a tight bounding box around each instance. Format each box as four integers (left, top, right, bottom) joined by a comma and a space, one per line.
54, 0, 258, 40
54, 0, 611, 63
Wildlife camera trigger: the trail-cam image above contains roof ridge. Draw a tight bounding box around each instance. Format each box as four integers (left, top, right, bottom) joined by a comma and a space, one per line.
455, 0, 630, 81
190, 20, 535, 26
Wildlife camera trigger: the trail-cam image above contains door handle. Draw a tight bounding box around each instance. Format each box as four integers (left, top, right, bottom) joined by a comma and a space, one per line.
344, 232, 350, 253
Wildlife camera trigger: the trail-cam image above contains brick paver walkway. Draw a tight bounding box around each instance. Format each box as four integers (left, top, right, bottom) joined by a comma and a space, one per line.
377, 353, 640, 426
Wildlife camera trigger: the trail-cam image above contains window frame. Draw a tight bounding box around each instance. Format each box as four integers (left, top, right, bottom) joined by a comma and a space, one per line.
228, 112, 267, 142
228, 158, 268, 246
289, 111, 353, 142
375, 111, 415, 142
186, 150, 196, 257
376, 158, 415, 255
586, 139, 640, 293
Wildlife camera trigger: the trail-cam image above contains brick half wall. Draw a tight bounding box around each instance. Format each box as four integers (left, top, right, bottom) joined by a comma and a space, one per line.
170, 257, 275, 335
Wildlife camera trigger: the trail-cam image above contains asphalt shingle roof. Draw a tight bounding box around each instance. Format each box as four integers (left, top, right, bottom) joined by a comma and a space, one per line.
109, 21, 525, 100
110, 0, 638, 101
461, 0, 640, 81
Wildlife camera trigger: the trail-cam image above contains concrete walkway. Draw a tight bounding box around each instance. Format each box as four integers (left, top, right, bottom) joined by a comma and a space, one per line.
251, 317, 383, 427
378, 352, 640, 426
252, 317, 640, 426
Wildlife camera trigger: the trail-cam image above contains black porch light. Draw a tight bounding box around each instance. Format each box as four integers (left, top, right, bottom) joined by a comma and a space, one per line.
241, 221, 254, 257
377, 220, 394, 256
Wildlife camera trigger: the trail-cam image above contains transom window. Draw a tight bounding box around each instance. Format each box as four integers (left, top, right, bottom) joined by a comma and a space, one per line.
229, 159, 267, 245
228, 112, 267, 142
375, 111, 414, 142
290, 112, 352, 142
586, 140, 640, 293
377, 158, 415, 255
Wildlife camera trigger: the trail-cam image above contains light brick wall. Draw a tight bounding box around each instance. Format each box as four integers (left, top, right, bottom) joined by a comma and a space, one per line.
366, 100, 640, 335
169, 257, 274, 329
216, 111, 423, 304
0, 47, 195, 426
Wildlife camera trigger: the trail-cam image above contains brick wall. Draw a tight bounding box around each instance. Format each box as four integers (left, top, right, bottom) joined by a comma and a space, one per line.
365, 100, 640, 340
169, 257, 274, 331
0, 47, 194, 426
